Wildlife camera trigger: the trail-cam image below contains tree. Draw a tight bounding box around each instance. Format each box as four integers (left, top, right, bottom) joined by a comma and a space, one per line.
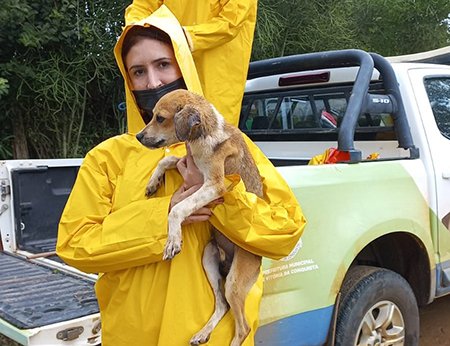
0, 0, 128, 159
253, 0, 362, 60
252, 0, 450, 60
350, 0, 450, 56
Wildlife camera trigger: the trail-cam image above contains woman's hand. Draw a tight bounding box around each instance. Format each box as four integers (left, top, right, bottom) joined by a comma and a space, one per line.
170, 144, 223, 224
176, 145, 204, 189
170, 184, 212, 224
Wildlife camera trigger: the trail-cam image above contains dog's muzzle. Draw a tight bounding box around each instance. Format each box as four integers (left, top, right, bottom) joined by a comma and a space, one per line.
136, 132, 166, 148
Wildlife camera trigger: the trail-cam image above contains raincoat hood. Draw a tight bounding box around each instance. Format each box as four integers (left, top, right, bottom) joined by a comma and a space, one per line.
114, 5, 204, 134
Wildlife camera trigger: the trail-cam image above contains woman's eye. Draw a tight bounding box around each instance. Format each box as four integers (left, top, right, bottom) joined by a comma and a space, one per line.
158, 61, 170, 69
133, 68, 144, 77
156, 115, 165, 124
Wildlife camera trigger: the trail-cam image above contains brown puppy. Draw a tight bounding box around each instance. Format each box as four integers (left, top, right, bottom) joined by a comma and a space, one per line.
136, 89, 262, 346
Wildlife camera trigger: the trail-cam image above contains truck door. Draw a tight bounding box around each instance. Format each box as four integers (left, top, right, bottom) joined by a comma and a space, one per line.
409, 68, 450, 293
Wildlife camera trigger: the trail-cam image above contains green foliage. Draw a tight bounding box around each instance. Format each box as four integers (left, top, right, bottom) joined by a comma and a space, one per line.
0, 0, 128, 159
349, 0, 450, 56
253, 0, 450, 59
253, 0, 361, 59
0, 136, 13, 160
0, 78, 9, 99
252, 1, 286, 59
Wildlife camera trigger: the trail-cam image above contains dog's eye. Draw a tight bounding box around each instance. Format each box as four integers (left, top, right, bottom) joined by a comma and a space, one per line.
156, 115, 165, 124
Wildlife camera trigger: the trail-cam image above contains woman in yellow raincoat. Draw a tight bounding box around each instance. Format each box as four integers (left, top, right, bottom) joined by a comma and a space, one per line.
124, 0, 257, 126
56, 5, 305, 346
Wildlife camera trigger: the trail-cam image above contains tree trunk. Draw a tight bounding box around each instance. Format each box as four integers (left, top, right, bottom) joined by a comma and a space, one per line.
12, 113, 29, 159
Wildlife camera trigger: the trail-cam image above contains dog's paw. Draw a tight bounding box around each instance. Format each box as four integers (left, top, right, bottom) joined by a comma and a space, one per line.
190, 333, 210, 345
162, 238, 182, 260
145, 184, 157, 197
145, 175, 163, 197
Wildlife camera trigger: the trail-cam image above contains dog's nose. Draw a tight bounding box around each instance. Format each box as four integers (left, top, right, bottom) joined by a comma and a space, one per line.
136, 132, 144, 143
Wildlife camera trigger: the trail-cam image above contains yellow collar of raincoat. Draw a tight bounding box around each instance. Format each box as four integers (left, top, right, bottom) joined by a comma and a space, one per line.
114, 5, 204, 134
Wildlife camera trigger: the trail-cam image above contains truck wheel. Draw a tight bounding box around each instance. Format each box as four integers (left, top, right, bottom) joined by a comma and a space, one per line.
335, 265, 419, 346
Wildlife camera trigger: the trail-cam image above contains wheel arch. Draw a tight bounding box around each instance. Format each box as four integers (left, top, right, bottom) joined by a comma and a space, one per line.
348, 231, 432, 306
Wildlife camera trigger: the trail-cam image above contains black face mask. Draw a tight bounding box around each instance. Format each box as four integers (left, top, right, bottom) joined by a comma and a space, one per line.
132, 78, 187, 124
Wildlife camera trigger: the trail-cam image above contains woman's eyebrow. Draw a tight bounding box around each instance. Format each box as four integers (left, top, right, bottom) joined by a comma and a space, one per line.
152, 57, 171, 63
128, 64, 144, 72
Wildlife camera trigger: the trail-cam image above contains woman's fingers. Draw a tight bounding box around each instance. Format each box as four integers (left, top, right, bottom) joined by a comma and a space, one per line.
182, 207, 212, 225
182, 215, 210, 225
206, 197, 224, 207
180, 184, 202, 198
170, 184, 202, 211
170, 184, 215, 225
169, 174, 224, 225
176, 156, 187, 177
177, 146, 204, 188
186, 143, 192, 156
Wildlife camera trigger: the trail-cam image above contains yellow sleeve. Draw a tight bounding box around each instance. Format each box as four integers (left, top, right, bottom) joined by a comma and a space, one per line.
56, 151, 170, 274
124, 0, 159, 25
183, 0, 256, 52
210, 137, 306, 260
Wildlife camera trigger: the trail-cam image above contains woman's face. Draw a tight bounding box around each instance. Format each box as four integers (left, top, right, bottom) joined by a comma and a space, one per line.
125, 38, 182, 91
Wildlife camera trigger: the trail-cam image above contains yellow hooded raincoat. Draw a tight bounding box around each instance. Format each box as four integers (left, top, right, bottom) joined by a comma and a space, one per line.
125, 0, 257, 126
57, 6, 305, 346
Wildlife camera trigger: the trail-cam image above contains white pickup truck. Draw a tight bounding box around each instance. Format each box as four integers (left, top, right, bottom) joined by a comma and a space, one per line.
1, 49, 450, 346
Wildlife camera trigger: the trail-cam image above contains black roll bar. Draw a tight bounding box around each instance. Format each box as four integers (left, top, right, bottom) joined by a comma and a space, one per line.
369, 53, 418, 158
247, 49, 418, 162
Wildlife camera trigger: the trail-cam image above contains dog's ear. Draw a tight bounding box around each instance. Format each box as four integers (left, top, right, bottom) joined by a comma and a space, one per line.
174, 105, 203, 141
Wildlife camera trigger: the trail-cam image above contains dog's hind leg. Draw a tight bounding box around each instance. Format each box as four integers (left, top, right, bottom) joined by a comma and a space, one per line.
225, 249, 262, 346
146, 156, 180, 197
190, 241, 229, 345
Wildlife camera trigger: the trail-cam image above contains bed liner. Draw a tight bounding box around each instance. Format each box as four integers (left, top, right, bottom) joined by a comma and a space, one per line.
0, 252, 98, 329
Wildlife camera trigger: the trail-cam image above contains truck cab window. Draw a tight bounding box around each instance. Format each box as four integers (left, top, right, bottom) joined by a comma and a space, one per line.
424, 77, 450, 140
240, 84, 396, 142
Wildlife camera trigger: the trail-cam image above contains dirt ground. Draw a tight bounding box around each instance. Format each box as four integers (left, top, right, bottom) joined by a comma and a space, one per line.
419, 293, 450, 345
0, 334, 18, 346
0, 296, 449, 345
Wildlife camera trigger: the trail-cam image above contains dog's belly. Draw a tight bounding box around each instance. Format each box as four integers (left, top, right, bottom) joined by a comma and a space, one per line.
212, 229, 235, 277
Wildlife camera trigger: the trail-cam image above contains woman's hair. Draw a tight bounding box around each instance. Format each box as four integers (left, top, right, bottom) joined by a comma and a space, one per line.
121, 26, 173, 67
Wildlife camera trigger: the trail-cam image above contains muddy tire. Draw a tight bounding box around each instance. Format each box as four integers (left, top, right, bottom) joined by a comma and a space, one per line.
335, 265, 419, 346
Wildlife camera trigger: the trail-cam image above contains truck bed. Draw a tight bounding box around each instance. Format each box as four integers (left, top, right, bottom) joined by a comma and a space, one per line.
0, 252, 98, 329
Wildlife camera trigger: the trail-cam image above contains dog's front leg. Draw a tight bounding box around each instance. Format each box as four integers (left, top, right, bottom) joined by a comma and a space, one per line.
163, 182, 225, 260
146, 156, 180, 197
